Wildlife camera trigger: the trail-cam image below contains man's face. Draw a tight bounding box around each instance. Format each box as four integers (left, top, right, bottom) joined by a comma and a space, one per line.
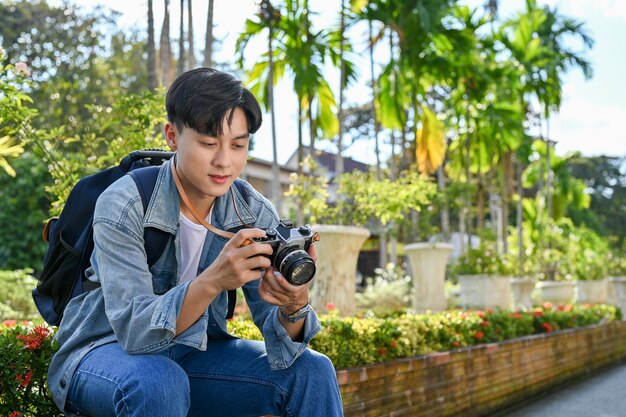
165, 107, 250, 202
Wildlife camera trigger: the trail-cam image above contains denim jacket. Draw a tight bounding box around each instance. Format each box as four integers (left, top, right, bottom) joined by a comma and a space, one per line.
48, 159, 321, 412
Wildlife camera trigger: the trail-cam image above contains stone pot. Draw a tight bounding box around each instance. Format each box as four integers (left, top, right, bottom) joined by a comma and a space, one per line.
537, 281, 576, 304
310, 225, 371, 316
609, 277, 626, 320
458, 274, 512, 310
510, 278, 535, 309
404, 242, 453, 312
576, 279, 608, 304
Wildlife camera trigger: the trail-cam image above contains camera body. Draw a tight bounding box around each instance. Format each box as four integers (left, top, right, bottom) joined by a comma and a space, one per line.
253, 219, 317, 286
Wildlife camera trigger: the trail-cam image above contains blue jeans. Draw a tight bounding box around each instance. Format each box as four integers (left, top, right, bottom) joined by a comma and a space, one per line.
65, 339, 344, 417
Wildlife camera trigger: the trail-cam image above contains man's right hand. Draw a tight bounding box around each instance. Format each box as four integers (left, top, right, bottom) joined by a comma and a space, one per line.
198, 228, 274, 292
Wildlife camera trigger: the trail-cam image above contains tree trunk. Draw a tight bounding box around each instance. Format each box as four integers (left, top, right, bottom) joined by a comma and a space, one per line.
159, 0, 172, 87
477, 172, 485, 229
308, 97, 316, 155
187, 0, 195, 69
464, 110, 472, 249
437, 165, 450, 241
516, 155, 524, 275
297, 99, 304, 225
501, 151, 513, 253
177, 0, 185, 76
546, 118, 553, 220
267, 18, 282, 214
335, 0, 346, 178
369, 20, 381, 179
147, 0, 157, 91
203, 0, 214, 67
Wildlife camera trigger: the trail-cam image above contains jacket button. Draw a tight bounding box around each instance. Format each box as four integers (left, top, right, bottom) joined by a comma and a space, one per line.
60, 379, 66, 388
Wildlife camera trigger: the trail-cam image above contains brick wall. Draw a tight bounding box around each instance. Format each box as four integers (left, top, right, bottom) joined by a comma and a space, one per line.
337, 321, 626, 417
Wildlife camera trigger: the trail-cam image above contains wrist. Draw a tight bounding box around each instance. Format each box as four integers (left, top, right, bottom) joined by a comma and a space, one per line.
280, 301, 309, 316
278, 302, 310, 323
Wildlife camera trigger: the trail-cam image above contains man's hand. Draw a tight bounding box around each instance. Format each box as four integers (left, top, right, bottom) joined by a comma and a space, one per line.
198, 228, 273, 292
258, 243, 317, 312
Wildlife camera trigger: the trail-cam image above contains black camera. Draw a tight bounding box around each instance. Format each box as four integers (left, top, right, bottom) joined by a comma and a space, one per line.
253, 219, 317, 286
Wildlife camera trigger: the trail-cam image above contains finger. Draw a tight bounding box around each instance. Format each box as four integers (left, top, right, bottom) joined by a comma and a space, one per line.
307, 243, 318, 263
240, 255, 272, 271
237, 241, 274, 258
230, 228, 268, 248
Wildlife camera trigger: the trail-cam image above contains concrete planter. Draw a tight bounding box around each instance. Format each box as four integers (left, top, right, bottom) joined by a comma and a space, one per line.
458, 274, 512, 310
576, 279, 608, 304
310, 225, 370, 316
404, 242, 453, 312
510, 277, 535, 309
609, 277, 626, 320
538, 281, 576, 304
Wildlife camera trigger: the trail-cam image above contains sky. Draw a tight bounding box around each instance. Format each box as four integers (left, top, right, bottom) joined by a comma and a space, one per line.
62, 0, 626, 165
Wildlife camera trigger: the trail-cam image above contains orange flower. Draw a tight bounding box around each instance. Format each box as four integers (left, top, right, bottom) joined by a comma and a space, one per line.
326, 303, 336, 311
2, 319, 17, 327
542, 323, 553, 333
453, 341, 460, 347
542, 302, 553, 310
474, 331, 484, 340
377, 347, 387, 356
389, 340, 398, 349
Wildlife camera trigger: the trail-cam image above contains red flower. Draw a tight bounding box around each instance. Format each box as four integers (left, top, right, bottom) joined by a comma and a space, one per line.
481, 321, 490, 327
511, 312, 522, 319
532, 310, 544, 317
377, 347, 387, 356
474, 331, 484, 340
542, 302, 553, 310
9, 411, 21, 417
326, 303, 336, 311
542, 322, 553, 333
477, 311, 485, 318
15, 370, 34, 388
16, 333, 42, 350
453, 341, 460, 347
389, 340, 398, 349
2, 319, 17, 327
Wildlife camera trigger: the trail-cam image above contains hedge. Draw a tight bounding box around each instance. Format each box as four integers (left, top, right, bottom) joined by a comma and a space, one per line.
0, 303, 619, 416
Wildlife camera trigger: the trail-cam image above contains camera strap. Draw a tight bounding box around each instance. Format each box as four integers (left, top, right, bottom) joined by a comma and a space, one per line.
170, 155, 249, 240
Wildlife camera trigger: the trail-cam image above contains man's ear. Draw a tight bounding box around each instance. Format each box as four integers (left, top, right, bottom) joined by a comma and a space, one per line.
164, 122, 178, 151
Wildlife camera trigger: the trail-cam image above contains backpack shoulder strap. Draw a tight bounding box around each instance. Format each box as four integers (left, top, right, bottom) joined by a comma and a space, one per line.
129, 166, 170, 267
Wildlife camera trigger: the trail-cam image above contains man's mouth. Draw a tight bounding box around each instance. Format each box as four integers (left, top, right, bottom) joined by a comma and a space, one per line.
209, 175, 230, 184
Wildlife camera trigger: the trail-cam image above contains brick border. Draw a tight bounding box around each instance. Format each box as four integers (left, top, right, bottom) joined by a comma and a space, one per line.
337, 321, 626, 417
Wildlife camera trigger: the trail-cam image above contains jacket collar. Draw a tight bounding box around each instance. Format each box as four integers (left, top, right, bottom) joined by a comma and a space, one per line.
142, 158, 257, 234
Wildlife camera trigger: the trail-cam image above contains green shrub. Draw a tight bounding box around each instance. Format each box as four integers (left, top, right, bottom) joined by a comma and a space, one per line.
229, 303, 619, 368
356, 263, 412, 318
1, 303, 619, 413
0, 269, 40, 321
0, 323, 60, 416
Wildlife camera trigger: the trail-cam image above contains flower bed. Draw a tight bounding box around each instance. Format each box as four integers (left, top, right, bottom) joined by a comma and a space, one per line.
0, 303, 619, 415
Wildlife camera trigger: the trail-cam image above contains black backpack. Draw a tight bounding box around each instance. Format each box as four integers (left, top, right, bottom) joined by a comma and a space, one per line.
33, 149, 239, 326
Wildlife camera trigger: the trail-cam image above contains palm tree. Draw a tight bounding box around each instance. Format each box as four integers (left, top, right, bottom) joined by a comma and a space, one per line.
203, 0, 214, 67
158, 0, 172, 87
187, 0, 195, 69
147, 0, 157, 90
177, 0, 185, 76
236, 1, 283, 214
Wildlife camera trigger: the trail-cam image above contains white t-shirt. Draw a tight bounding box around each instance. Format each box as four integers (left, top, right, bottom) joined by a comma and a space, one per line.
178, 208, 212, 284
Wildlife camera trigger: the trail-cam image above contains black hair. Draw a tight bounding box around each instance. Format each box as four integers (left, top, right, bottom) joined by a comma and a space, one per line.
165, 68, 262, 136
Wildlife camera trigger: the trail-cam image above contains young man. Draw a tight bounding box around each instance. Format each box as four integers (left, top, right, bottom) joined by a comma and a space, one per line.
48, 68, 344, 417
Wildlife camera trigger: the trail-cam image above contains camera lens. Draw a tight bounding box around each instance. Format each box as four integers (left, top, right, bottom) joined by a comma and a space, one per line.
276, 248, 316, 285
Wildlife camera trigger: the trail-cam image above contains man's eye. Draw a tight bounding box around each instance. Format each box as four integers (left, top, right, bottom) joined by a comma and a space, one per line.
202, 142, 217, 147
